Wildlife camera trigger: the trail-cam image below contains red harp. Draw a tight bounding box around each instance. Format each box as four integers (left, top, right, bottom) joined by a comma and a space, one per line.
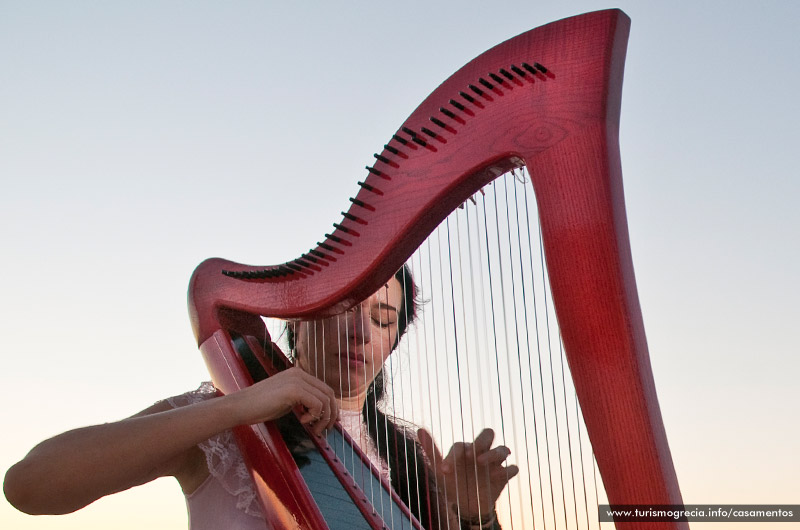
188, 9, 686, 530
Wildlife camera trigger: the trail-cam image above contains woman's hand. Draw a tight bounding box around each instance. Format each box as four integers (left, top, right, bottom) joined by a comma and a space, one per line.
418, 427, 518, 521
227, 367, 339, 435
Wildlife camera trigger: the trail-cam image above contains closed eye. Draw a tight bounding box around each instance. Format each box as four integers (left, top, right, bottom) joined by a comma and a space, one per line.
370, 304, 398, 328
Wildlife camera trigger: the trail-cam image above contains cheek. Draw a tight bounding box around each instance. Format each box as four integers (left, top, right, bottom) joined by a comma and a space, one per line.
297, 322, 330, 358
316, 319, 346, 357
377, 327, 398, 359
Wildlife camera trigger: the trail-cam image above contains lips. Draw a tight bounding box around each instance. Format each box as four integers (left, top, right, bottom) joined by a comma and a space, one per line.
339, 351, 365, 366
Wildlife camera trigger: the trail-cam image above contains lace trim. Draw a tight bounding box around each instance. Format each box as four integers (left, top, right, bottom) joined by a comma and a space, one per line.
167, 383, 264, 520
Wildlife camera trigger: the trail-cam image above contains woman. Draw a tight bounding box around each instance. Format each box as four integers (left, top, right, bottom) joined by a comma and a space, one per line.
4, 267, 518, 529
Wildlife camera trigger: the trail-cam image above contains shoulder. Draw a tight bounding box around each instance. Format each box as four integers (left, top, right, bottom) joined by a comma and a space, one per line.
127, 382, 218, 419
164, 381, 219, 409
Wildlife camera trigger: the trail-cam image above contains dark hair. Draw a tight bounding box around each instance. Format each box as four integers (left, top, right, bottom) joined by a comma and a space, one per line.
287, 265, 439, 528
361, 265, 442, 529
285, 265, 417, 354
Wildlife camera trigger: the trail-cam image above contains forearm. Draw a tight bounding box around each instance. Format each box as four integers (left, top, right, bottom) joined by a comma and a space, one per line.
4, 395, 241, 515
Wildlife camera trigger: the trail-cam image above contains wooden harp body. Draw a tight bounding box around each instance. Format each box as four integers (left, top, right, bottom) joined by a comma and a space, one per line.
188, 9, 686, 529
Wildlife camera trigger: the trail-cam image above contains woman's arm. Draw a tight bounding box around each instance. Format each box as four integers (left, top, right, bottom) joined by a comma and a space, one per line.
4, 396, 232, 515
3, 367, 338, 515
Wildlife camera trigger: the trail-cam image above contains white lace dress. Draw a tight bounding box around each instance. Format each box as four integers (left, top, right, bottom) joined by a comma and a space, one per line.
168, 383, 390, 530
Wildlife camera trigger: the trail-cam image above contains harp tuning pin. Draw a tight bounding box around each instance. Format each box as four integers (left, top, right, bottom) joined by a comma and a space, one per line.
500, 68, 515, 80
429, 117, 448, 129
449, 99, 466, 111
478, 77, 494, 90
468, 84, 485, 97
391, 134, 408, 145
511, 64, 527, 77
420, 127, 438, 138
383, 144, 400, 155
459, 90, 476, 103
522, 62, 538, 75
309, 248, 326, 258
440, 107, 457, 119
365, 165, 383, 176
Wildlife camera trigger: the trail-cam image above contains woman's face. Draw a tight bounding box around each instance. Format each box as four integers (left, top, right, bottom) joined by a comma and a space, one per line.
293, 278, 404, 401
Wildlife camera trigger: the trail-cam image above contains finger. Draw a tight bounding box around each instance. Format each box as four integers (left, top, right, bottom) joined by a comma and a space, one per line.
488, 464, 519, 483
292, 384, 333, 432
417, 428, 445, 471
325, 397, 339, 431
309, 390, 337, 436
476, 446, 511, 466
472, 428, 495, 455
283, 372, 337, 436
295, 370, 339, 430
297, 394, 324, 425
443, 441, 471, 474
297, 368, 338, 400
313, 401, 331, 436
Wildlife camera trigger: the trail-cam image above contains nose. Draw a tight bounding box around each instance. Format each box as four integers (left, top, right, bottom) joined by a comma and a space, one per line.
347, 303, 372, 344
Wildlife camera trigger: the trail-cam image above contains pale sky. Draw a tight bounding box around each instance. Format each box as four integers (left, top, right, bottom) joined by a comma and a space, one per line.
2, 1, 798, 529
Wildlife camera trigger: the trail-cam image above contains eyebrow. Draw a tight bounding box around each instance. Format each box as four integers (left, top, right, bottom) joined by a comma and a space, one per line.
375, 302, 398, 314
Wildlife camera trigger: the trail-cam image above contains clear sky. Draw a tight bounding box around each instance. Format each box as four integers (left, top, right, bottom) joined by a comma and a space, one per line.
2, 1, 798, 529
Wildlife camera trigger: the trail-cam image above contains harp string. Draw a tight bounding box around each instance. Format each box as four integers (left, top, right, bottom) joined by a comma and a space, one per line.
445, 215, 471, 521
397, 169, 607, 529
518, 174, 552, 530
381, 282, 398, 528
512, 170, 548, 528
505, 171, 539, 525
402, 266, 424, 524
263, 168, 611, 529
435, 221, 458, 523
415, 240, 448, 530
482, 179, 517, 525
458, 198, 489, 525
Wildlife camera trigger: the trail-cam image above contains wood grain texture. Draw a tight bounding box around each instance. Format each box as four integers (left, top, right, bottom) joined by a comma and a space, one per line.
188, 9, 686, 529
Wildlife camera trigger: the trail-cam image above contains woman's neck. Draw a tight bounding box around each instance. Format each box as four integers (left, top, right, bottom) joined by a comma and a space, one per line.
337, 391, 367, 412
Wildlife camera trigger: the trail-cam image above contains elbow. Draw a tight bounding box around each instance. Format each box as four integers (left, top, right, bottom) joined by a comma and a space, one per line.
4, 460, 40, 514
4, 460, 78, 515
